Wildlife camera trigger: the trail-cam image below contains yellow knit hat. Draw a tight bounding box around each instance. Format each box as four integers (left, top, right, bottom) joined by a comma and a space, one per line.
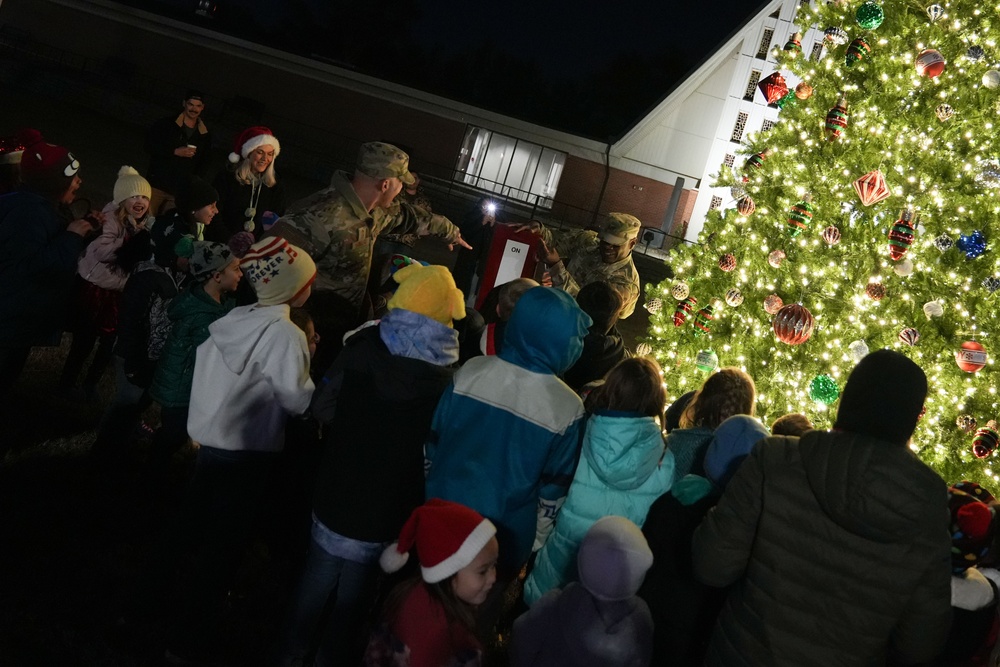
388, 264, 466, 327
113, 165, 152, 204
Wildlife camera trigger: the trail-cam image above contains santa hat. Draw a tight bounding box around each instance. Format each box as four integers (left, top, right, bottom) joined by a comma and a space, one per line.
240, 236, 316, 306
0, 128, 38, 165
229, 126, 281, 164
112, 165, 152, 204
19, 131, 79, 183
380, 499, 496, 584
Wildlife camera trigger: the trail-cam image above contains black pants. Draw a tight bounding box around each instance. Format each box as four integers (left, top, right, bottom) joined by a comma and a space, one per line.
61, 329, 116, 389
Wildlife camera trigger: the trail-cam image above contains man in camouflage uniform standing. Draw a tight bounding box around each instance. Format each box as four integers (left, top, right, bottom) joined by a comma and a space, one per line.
267, 142, 470, 372
534, 213, 642, 319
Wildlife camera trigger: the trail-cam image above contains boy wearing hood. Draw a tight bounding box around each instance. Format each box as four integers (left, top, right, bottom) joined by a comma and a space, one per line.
170, 237, 315, 660
511, 515, 654, 666
691, 350, 952, 666
424, 286, 592, 630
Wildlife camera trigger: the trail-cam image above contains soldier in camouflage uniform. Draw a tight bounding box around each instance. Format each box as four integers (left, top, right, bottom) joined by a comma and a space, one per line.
533, 212, 642, 319
266, 142, 470, 372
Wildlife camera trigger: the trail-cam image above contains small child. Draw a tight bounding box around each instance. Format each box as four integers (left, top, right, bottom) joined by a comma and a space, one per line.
668, 367, 756, 483
166, 237, 315, 659
146, 241, 241, 477
61, 165, 153, 399
940, 481, 1000, 665
563, 281, 627, 391
640, 415, 770, 666
365, 499, 499, 667
278, 264, 465, 666
512, 516, 654, 666
770, 412, 813, 437
480, 277, 538, 355
524, 356, 673, 605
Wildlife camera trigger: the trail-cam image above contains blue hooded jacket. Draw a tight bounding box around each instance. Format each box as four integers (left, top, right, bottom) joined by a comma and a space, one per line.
523, 412, 674, 605
425, 287, 592, 569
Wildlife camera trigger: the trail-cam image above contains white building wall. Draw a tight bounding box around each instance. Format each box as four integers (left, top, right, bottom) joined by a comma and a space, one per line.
686, 0, 826, 240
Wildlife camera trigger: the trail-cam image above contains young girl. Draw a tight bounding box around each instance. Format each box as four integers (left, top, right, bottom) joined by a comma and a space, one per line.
668, 367, 756, 483
366, 499, 498, 667
61, 166, 153, 399
522, 356, 673, 605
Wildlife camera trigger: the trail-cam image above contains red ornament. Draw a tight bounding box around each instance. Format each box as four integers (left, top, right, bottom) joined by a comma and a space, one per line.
763, 294, 784, 315
853, 170, 891, 206
673, 296, 697, 327
736, 196, 756, 216
956, 341, 988, 373
743, 149, 771, 175
758, 72, 790, 104
973, 427, 1000, 458
915, 49, 946, 78
773, 303, 815, 345
719, 253, 737, 272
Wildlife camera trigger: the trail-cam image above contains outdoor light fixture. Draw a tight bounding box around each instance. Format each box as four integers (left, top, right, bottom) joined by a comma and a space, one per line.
485, 201, 497, 214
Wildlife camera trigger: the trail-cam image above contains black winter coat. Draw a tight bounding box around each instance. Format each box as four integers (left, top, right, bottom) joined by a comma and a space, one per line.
144, 114, 212, 195
310, 325, 454, 544
692, 431, 952, 666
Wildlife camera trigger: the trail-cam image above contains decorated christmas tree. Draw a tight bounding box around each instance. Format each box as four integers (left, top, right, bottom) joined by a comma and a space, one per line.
644, 0, 1000, 486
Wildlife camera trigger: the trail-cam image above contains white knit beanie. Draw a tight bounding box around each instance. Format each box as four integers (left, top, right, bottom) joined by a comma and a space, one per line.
113, 165, 151, 204
240, 237, 316, 306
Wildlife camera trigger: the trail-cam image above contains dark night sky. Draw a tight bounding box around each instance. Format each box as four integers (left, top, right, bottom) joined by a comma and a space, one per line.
133, 0, 766, 138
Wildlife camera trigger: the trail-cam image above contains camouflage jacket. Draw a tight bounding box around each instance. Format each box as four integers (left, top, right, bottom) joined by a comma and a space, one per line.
547, 228, 641, 319
377, 188, 435, 247
267, 171, 459, 308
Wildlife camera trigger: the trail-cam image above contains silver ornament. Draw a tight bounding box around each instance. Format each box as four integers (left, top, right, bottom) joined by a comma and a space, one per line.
635, 342, 653, 357
957, 415, 978, 433
730, 184, 747, 200
977, 158, 1000, 188
926, 4, 944, 22
893, 259, 914, 276
934, 234, 954, 251
984, 276, 1000, 294
645, 298, 663, 314
935, 104, 954, 121
923, 300, 944, 319
725, 288, 744, 307
671, 283, 690, 300
967, 45, 987, 62
984, 70, 1000, 89
848, 340, 869, 362
824, 26, 849, 46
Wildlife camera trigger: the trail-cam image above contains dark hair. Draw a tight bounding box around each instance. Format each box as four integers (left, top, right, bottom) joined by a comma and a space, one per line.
289, 307, 314, 335
381, 575, 477, 636
771, 413, 813, 437
576, 282, 622, 334
681, 367, 756, 429
587, 357, 666, 421
664, 391, 696, 433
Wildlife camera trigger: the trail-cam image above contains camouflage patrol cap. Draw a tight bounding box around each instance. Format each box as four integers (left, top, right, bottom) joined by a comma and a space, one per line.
601, 213, 642, 246
356, 142, 415, 185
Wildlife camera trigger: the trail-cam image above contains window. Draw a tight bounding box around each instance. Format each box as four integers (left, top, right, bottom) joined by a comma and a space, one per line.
761, 119, 775, 132
756, 28, 774, 58
709, 195, 723, 211
455, 126, 567, 208
731, 112, 749, 143
744, 70, 762, 101
723, 153, 736, 167
810, 41, 825, 61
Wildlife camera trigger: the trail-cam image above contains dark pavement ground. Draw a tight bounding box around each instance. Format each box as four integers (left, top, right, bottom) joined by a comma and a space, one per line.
0, 65, 668, 665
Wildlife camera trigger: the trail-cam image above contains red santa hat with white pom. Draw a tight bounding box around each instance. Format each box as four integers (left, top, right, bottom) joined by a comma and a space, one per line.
228, 126, 281, 164
380, 499, 496, 583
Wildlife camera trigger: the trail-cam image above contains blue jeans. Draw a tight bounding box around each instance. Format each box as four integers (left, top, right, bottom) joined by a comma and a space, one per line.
278, 534, 378, 666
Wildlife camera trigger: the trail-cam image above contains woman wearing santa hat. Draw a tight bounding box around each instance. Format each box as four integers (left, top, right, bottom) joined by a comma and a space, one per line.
209, 126, 286, 243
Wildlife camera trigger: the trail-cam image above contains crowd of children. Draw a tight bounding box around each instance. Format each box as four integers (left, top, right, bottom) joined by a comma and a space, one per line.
2, 126, 998, 667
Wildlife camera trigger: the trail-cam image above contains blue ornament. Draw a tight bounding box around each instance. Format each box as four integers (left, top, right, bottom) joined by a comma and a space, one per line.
956, 230, 988, 259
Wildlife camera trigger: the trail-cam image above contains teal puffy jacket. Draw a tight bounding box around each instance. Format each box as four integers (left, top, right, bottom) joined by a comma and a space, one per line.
523, 412, 674, 605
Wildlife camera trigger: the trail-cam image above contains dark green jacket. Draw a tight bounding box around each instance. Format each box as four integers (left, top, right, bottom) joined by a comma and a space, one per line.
692, 430, 951, 666
149, 283, 234, 407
